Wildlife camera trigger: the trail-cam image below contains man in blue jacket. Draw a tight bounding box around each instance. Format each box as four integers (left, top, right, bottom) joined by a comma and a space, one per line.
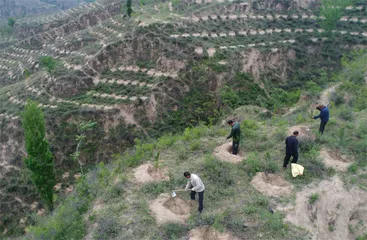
313, 104, 329, 134
283, 131, 299, 169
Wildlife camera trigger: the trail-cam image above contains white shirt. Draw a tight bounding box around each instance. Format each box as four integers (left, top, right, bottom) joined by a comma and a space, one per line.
185, 174, 205, 192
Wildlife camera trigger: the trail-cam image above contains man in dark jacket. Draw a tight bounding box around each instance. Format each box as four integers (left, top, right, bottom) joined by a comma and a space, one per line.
283, 131, 299, 169
226, 120, 241, 155
313, 104, 329, 134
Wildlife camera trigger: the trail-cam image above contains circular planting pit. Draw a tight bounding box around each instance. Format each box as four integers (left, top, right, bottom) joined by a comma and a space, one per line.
288, 125, 315, 140
213, 142, 246, 163
284, 176, 367, 240
188, 225, 240, 240
319, 148, 353, 172
251, 172, 293, 197
133, 163, 169, 183
149, 193, 191, 225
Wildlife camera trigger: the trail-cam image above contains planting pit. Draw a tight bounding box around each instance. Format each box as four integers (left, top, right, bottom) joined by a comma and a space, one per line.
188, 225, 239, 240
213, 142, 246, 163
251, 172, 293, 197
133, 163, 169, 183
149, 193, 191, 225
319, 148, 353, 172
288, 124, 315, 140
284, 176, 367, 240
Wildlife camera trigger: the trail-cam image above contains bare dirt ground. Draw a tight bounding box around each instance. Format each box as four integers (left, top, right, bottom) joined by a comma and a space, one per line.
250, 172, 293, 197
213, 142, 246, 163
133, 163, 169, 183
319, 148, 353, 172
283, 176, 367, 240
149, 193, 191, 225
187, 225, 240, 240
288, 124, 315, 140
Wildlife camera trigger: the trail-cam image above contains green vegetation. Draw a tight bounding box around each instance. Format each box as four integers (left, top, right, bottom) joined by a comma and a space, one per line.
319, 0, 352, 31
21, 100, 55, 211
39, 56, 59, 74
7, 17, 16, 28
70, 121, 98, 175
309, 193, 319, 204
127, 0, 132, 17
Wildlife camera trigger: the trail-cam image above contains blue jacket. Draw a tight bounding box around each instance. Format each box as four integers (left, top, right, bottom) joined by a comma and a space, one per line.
285, 135, 298, 155
314, 106, 329, 123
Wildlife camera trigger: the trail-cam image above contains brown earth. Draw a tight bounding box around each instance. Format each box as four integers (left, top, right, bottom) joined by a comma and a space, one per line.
188, 225, 240, 240
288, 124, 315, 140
250, 172, 293, 197
213, 142, 246, 163
149, 193, 191, 225
133, 163, 169, 183
319, 148, 353, 172
284, 176, 367, 240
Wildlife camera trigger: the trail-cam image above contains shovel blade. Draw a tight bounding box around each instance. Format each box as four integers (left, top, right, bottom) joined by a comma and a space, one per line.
171, 191, 177, 198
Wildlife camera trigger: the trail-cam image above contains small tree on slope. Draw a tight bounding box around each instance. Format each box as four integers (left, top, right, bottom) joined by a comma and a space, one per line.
127, 0, 132, 17
22, 100, 55, 211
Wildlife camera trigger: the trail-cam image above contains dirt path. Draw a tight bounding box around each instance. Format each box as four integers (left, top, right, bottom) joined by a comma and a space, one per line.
283, 83, 341, 116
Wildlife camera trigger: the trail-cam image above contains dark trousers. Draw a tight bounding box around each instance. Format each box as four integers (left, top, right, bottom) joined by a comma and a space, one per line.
319, 121, 327, 134
190, 190, 204, 213
232, 141, 239, 155
283, 153, 298, 168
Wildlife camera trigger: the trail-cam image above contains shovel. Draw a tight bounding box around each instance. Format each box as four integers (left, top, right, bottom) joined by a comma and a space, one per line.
171, 189, 188, 198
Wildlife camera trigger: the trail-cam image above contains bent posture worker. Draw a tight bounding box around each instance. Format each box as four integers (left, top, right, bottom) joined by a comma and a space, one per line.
184, 171, 205, 213
313, 104, 329, 134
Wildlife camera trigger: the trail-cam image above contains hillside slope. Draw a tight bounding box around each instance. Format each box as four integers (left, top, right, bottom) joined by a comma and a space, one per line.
0, 0, 366, 238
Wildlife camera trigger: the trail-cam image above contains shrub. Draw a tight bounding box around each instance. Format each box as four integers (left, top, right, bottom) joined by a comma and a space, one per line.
202, 155, 234, 187
306, 81, 323, 96
162, 223, 187, 239
338, 107, 354, 121
348, 163, 358, 173
242, 153, 261, 177
299, 137, 316, 153
95, 216, 120, 239
28, 196, 88, 240
309, 193, 319, 204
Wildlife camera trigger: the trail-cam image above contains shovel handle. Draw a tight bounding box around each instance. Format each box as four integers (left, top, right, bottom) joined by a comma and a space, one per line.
172, 189, 188, 192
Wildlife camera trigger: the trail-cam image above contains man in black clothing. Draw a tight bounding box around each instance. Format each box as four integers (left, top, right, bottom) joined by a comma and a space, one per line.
283, 131, 299, 169
226, 120, 241, 155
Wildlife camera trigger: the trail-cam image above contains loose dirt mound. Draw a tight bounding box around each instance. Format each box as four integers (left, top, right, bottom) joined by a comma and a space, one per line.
188, 225, 240, 240
284, 176, 367, 240
319, 148, 353, 172
133, 163, 169, 183
149, 193, 191, 225
288, 125, 315, 140
251, 172, 293, 197
213, 142, 246, 163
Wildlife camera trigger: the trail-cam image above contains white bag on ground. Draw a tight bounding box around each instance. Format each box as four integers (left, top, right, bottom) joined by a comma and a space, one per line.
291, 163, 304, 177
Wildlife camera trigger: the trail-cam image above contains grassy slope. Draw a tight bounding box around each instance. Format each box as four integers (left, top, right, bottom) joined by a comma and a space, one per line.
23, 52, 367, 240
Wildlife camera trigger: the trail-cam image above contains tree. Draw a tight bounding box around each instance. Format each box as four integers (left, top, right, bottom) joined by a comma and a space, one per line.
127, 0, 132, 17
70, 121, 97, 175
7, 17, 15, 28
22, 100, 55, 211
39, 56, 58, 74
319, 0, 352, 31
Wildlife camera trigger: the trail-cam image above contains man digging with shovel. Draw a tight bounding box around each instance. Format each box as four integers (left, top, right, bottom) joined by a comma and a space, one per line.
184, 171, 205, 214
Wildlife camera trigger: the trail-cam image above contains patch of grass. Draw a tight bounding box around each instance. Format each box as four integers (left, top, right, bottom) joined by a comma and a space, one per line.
202, 155, 234, 187
348, 163, 358, 173
162, 223, 188, 240
309, 193, 319, 204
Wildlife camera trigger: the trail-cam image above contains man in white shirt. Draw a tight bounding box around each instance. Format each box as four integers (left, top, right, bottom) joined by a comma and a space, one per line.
184, 171, 205, 213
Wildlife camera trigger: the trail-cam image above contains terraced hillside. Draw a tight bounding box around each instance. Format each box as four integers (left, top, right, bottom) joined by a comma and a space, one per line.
0, 0, 366, 237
